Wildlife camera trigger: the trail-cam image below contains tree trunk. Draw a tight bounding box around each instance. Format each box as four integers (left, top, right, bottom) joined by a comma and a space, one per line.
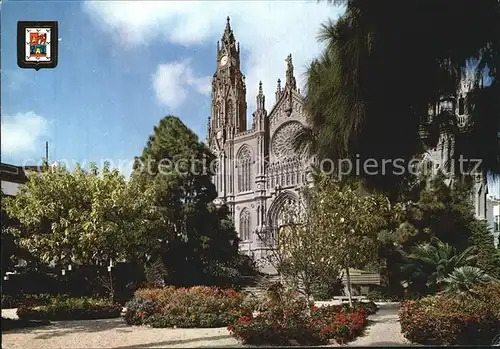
108, 267, 114, 302
345, 267, 353, 308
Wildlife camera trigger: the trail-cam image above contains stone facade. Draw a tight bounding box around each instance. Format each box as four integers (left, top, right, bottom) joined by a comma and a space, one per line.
207, 18, 493, 265
206, 18, 312, 265
422, 72, 490, 221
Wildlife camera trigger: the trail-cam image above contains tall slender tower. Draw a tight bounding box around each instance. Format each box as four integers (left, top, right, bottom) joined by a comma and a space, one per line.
208, 16, 247, 151
208, 17, 247, 204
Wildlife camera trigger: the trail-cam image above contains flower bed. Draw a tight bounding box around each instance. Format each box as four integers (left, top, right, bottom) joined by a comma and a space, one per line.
399, 283, 500, 345
124, 286, 250, 328
227, 290, 370, 346
16, 296, 122, 321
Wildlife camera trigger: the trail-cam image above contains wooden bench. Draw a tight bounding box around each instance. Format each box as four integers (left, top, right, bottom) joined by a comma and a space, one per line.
333, 296, 368, 302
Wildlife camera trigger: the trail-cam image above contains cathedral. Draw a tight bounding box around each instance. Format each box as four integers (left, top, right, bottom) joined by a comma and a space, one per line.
207, 18, 491, 264
206, 17, 312, 263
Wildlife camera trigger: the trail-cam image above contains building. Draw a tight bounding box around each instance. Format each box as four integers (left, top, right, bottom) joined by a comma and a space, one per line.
206, 18, 313, 264
1, 163, 31, 197
208, 18, 496, 264
488, 197, 500, 247
422, 73, 490, 221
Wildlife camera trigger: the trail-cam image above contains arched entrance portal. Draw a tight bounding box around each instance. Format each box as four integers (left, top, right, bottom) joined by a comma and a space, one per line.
266, 191, 300, 244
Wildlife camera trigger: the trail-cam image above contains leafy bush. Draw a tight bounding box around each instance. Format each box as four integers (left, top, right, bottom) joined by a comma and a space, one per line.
229, 290, 325, 346
400, 283, 500, 345
311, 277, 343, 301
1, 293, 52, 308
310, 305, 368, 344
17, 296, 122, 321
124, 286, 248, 328
123, 296, 159, 325
366, 286, 400, 301
227, 289, 369, 345
352, 300, 378, 315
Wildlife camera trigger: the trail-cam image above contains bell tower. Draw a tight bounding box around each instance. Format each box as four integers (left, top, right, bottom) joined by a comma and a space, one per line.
208, 16, 247, 153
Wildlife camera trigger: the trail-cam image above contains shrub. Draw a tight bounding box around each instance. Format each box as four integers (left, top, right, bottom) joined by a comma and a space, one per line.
311, 277, 343, 301
310, 305, 369, 344
366, 286, 401, 301
400, 283, 500, 345
352, 300, 378, 315
123, 296, 158, 325
227, 289, 369, 345
17, 296, 122, 321
124, 286, 248, 328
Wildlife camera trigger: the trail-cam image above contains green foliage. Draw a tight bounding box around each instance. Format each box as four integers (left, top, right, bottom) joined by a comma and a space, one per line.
124, 286, 247, 328
133, 116, 239, 286
227, 289, 369, 346
400, 283, 500, 345
2, 163, 165, 267
402, 238, 477, 294
1, 293, 52, 309
307, 176, 390, 304
311, 277, 343, 301
468, 219, 500, 279
305, 0, 500, 196
16, 296, 122, 321
441, 266, 497, 296
1, 191, 35, 272
380, 173, 500, 297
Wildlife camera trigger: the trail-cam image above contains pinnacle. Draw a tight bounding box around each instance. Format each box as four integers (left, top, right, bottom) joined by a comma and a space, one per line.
258, 81, 263, 94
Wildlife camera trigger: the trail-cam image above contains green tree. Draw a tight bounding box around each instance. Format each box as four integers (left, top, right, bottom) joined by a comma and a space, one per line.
303, 0, 500, 196
259, 194, 343, 302
311, 175, 389, 306
2, 162, 165, 267
133, 115, 239, 286
402, 238, 477, 294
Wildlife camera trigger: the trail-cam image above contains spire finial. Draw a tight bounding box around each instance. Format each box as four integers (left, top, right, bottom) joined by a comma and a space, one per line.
226, 16, 230, 28
285, 53, 297, 91
258, 81, 263, 95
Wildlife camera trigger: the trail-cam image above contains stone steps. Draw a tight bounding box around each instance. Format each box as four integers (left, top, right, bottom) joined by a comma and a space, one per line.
242, 274, 282, 298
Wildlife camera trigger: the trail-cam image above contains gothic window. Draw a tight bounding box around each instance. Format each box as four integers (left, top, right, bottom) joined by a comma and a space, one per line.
240, 208, 251, 241
271, 121, 304, 160
214, 161, 219, 191
227, 102, 233, 123
458, 96, 465, 115
237, 146, 252, 192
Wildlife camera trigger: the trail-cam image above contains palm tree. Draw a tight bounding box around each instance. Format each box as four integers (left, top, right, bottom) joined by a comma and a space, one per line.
402, 238, 477, 293
303, 0, 500, 197
440, 266, 495, 296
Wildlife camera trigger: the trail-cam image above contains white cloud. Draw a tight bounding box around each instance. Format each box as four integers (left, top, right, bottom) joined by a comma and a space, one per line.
152, 59, 211, 108
83, 0, 344, 114
1, 111, 50, 157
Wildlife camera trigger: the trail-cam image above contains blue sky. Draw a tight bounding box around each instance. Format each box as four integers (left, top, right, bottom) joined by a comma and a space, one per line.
2, 0, 340, 176
1, 0, 498, 196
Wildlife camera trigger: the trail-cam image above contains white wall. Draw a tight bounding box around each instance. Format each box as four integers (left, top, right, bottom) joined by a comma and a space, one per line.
1, 181, 21, 196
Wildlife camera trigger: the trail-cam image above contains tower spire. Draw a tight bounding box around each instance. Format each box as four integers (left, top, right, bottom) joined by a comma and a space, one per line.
257, 81, 265, 110
220, 16, 236, 54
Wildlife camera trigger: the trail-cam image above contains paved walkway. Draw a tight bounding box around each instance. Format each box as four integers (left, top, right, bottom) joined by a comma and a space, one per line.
2, 304, 408, 348
348, 303, 410, 346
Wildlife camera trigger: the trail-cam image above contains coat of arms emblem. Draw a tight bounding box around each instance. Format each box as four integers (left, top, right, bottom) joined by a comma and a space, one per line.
17, 21, 59, 70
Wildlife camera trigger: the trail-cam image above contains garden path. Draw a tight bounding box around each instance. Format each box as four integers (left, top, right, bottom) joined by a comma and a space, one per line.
1, 303, 408, 348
